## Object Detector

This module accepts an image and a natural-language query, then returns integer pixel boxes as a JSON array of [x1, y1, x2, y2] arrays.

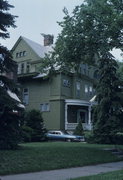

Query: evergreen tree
[[93, 53, 123, 144], [0, 0, 20, 149], [24, 110, 47, 142], [74, 120, 84, 136]]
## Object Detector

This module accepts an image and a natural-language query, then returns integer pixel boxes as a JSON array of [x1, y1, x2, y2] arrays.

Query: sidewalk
[[1, 161, 123, 180]]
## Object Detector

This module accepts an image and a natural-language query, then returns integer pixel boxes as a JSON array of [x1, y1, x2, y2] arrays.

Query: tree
[[40, 0, 123, 144], [0, 0, 20, 149], [41, 0, 123, 72], [117, 61, 123, 81], [92, 53, 123, 144], [23, 110, 47, 142], [74, 120, 84, 136]]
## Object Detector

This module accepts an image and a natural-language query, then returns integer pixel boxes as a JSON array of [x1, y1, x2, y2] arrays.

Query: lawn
[[70, 170, 123, 180], [0, 142, 123, 175]]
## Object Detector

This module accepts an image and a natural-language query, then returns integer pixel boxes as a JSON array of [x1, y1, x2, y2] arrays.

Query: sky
[[1, 0, 122, 61], [1, 0, 82, 49]]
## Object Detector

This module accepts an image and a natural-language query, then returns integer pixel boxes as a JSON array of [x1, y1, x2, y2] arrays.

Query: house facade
[[11, 36, 96, 131]]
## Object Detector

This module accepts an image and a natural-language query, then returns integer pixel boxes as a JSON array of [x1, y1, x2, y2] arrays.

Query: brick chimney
[[41, 34, 54, 46]]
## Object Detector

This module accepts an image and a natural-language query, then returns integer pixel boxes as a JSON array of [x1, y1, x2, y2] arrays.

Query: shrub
[[114, 132, 123, 145], [23, 109, 47, 142], [84, 131, 94, 143], [74, 120, 84, 136], [0, 112, 21, 150], [21, 126, 33, 142]]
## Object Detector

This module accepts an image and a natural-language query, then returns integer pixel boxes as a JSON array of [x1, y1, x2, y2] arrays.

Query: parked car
[[45, 130, 85, 142]]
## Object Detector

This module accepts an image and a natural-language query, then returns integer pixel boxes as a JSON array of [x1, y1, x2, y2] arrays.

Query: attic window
[[23, 51, 26, 56], [20, 52, 23, 57], [16, 53, 19, 58], [16, 51, 27, 58]]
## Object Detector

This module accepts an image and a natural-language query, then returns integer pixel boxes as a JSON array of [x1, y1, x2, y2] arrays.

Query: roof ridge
[[21, 36, 52, 58], [21, 36, 44, 48]]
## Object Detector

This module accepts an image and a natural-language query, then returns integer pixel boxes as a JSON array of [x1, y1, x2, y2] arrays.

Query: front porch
[[65, 99, 92, 131]]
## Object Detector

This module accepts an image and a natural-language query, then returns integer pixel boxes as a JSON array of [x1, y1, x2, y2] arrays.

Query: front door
[[77, 109, 87, 123]]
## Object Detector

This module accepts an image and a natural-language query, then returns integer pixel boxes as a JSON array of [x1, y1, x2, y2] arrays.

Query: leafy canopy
[[40, 0, 123, 72]]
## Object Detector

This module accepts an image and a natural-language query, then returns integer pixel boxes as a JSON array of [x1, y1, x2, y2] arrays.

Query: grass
[[70, 170, 123, 180], [0, 142, 123, 175]]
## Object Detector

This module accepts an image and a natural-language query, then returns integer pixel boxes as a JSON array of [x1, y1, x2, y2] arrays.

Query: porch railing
[[66, 123, 92, 131]]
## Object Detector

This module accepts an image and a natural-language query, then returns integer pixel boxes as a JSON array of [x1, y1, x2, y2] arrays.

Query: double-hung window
[[76, 81, 81, 98], [40, 103, 50, 112], [23, 88, 29, 105]]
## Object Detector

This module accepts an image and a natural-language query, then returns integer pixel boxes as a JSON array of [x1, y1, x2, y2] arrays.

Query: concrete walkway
[[1, 161, 123, 180]]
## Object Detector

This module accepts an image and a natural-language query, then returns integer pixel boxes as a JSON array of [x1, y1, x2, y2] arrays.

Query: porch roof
[[65, 99, 91, 106]]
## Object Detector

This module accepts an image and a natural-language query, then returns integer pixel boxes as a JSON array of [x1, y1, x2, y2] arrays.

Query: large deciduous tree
[[41, 0, 123, 143], [0, 0, 21, 149], [42, 0, 123, 71]]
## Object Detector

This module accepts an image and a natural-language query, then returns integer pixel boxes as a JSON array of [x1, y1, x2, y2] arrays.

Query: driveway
[[1, 161, 123, 180]]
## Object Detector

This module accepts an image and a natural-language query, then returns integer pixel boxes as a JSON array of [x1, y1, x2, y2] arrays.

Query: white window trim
[[23, 88, 29, 105], [40, 103, 50, 112]]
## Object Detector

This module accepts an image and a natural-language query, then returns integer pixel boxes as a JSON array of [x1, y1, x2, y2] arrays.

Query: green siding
[[11, 37, 96, 131]]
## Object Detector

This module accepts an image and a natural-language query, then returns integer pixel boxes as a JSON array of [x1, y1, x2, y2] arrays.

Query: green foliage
[[0, 112, 21, 149], [93, 54, 123, 144], [40, 0, 123, 72], [0, 0, 21, 150], [84, 131, 94, 143], [23, 109, 47, 142], [71, 170, 123, 180], [21, 126, 33, 142], [117, 61, 123, 81], [74, 120, 84, 136]]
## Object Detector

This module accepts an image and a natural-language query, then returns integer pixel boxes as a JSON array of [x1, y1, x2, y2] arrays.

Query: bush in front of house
[[0, 112, 21, 150], [84, 131, 94, 143], [22, 109, 47, 142], [74, 120, 84, 136], [21, 125, 33, 142]]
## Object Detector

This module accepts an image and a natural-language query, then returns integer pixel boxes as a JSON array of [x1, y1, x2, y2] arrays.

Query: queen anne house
[[11, 35, 97, 131]]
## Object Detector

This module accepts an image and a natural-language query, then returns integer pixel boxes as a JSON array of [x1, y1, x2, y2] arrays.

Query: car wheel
[[66, 138, 71, 142]]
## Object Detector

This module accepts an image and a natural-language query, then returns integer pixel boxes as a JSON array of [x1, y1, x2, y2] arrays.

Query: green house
[[11, 36, 96, 131]]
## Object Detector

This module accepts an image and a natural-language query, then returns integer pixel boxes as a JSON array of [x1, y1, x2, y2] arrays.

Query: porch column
[[65, 103, 68, 130], [88, 105, 91, 125]]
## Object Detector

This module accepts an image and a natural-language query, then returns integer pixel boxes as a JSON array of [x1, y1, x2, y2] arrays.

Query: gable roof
[[11, 36, 53, 58]]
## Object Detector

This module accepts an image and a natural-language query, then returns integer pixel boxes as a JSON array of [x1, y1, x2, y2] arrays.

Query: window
[[17, 64, 21, 74], [63, 79, 70, 87], [23, 88, 29, 105], [40, 103, 50, 112], [76, 81, 80, 97], [85, 85, 88, 93], [16, 51, 27, 58], [20, 52, 23, 57], [26, 62, 30, 73], [21, 63, 25, 74], [16, 53, 19, 58], [89, 86, 93, 95], [23, 51, 26, 56]]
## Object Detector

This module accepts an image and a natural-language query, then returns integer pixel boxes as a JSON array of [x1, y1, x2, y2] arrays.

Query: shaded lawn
[[70, 170, 123, 180], [0, 142, 123, 175]]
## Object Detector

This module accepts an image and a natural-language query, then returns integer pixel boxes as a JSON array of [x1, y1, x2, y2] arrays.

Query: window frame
[[23, 88, 29, 105], [40, 103, 50, 112]]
